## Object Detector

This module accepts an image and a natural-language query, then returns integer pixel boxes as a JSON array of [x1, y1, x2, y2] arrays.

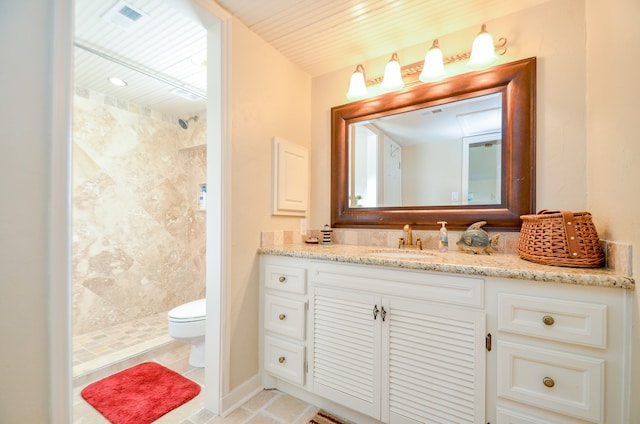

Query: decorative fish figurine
[[456, 221, 500, 254]]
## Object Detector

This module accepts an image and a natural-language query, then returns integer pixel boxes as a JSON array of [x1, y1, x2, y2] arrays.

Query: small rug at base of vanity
[[309, 410, 353, 424]]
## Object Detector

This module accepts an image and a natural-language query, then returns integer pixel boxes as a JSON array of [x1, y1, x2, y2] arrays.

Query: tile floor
[[73, 314, 321, 423]]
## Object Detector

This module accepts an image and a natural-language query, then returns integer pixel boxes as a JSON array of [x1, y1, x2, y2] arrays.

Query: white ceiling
[[367, 92, 502, 146], [74, 0, 551, 117], [75, 0, 208, 118]]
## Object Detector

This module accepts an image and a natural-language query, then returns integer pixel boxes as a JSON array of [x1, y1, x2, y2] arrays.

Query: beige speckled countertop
[[258, 244, 635, 289]]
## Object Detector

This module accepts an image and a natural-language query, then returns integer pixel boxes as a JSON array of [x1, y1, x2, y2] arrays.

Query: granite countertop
[[258, 244, 635, 289]]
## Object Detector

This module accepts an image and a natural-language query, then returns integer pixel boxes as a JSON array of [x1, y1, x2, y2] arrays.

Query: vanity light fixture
[[108, 76, 128, 87], [419, 39, 445, 82], [468, 24, 497, 69], [380, 53, 404, 91], [346, 64, 368, 100], [345, 24, 507, 100]]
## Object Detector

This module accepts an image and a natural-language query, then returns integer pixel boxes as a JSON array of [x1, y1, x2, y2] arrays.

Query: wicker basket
[[518, 210, 605, 268]]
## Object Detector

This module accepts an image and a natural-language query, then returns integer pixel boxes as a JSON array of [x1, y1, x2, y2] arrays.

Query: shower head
[[178, 115, 199, 130]]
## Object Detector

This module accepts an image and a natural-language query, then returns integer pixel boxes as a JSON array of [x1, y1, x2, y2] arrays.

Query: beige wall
[[228, 17, 311, 390], [585, 0, 640, 417], [72, 93, 206, 335]]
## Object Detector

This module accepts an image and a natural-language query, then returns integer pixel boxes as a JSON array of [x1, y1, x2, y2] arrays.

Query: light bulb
[[468, 24, 497, 69], [419, 40, 445, 82], [346, 64, 367, 100], [380, 53, 404, 91]]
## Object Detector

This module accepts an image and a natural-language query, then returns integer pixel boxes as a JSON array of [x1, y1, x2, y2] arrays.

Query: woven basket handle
[[538, 210, 581, 257], [561, 211, 580, 257]]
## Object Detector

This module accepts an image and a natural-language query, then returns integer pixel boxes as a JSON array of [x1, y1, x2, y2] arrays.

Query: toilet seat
[[168, 298, 206, 323]]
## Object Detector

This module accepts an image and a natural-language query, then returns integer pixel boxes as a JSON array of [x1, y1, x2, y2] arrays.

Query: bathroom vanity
[[258, 245, 634, 424]]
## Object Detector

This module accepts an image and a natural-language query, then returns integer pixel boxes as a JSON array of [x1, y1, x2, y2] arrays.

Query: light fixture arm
[[495, 37, 507, 55]]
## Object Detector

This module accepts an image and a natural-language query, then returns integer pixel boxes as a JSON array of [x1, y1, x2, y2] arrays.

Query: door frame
[[49, 0, 232, 420]]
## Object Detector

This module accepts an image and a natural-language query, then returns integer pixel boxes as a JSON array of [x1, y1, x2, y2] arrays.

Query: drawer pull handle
[[373, 305, 379, 320], [543, 377, 555, 388], [542, 315, 555, 326], [278, 276, 286, 283], [278, 356, 286, 364], [278, 313, 286, 321]]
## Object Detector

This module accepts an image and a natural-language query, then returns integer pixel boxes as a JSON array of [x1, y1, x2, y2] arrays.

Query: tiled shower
[[72, 89, 207, 377]]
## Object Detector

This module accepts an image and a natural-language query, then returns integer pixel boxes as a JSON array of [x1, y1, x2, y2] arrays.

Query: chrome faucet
[[399, 224, 422, 250]]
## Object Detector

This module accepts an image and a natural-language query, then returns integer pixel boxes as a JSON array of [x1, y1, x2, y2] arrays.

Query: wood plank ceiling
[[74, 0, 551, 117]]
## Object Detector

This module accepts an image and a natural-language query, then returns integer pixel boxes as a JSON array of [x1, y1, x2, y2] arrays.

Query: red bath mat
[[81, 361, 201, 424]]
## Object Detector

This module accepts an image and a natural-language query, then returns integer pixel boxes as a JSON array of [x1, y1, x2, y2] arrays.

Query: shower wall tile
[[73, 94, 206, 335]]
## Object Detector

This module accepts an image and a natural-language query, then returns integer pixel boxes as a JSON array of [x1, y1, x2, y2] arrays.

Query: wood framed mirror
[[331, 57, 536, 231]]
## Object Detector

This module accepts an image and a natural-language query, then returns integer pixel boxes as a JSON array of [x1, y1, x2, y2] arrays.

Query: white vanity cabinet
[[260, 256, 309, 387], [485, 277, 631, 424], [308, 261, 487, 424], [259, 253, 632, 424]]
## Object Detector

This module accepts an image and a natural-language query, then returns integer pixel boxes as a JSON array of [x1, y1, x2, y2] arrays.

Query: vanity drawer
[[497, 341, 603, 422], [498, 293, 607, 348], [263, 335, 305, 386], [496, 407, 569, 424], [264, 294, 306, 340], [264, 264, 306, 294]]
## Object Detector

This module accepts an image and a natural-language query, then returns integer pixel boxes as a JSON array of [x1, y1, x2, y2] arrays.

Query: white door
[[383, 297, 486, 424], [311, 286, 383, 420]]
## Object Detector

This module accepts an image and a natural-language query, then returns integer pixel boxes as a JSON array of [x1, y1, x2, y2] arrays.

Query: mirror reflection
[[349, 93, 502, 208]]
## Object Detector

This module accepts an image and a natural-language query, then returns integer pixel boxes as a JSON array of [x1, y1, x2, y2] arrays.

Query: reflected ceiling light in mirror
[[380, 53, 404, 91], [419, 39, 445, 82], [346, 64, 368, 100], [468, 24, 497, 69]]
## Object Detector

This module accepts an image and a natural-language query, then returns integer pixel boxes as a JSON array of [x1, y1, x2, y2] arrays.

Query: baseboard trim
[[220, 373, 263, 416]]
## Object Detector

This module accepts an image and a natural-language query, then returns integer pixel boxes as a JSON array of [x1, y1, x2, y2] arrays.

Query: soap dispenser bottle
[[437, 221, 448, 252]]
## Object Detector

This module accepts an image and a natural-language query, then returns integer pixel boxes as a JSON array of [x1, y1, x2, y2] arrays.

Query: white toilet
[[168, 298, 206, 367]]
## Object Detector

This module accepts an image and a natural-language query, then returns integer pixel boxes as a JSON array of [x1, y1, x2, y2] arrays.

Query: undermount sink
[[367, 250, 436, 259]]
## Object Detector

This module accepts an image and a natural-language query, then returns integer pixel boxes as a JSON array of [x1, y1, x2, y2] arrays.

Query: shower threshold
[[72, 311, 179, 387]]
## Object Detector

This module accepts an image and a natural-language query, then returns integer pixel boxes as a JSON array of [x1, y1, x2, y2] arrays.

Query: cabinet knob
[[278, 313, 286, 321], [278, 356, 286, 364], [542, 315, 555, 326], [543, 377, 555, 388], [278, 276, 286, 283], [373, 305, 379, 320]]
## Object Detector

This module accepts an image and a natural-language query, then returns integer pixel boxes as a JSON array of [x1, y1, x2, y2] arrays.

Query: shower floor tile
[[73, 311, 175, 381]]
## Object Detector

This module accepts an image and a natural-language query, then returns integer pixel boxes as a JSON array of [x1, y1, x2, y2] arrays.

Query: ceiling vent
[[170, 87, 204, 101], [102, 1, 150, 31]]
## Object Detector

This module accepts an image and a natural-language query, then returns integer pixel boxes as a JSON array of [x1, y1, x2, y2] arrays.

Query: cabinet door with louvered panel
[[310, 285, 383, 420], [383, 297, 486, 424]]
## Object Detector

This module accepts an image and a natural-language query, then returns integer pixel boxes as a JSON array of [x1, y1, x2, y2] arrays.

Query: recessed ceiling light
[[108, 77, 128, 87], [190, 53, 207, 67]]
